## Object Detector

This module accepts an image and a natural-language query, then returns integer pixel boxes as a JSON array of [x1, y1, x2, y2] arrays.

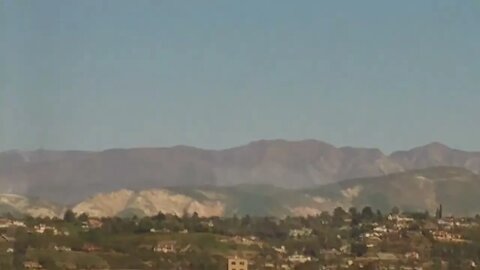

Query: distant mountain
[[1, 167, 480, 218], [390, 142, 480, 173], [1, 140, 479, 204]]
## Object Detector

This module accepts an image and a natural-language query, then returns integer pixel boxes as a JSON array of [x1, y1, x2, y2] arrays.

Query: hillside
[[71, 167, 480, 218], [307, 166, 480, 216], [0, 194, 64, 218], [0, 167, 479, 218], [72, 185, 317, 218], [1, 140, 480, 204]]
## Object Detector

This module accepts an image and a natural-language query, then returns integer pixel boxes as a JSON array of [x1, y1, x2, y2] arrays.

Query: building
[[82, 243, 101, 252], [34, 224, 58, 235], [228, 257, 248, 270], [288, 253, 312, 264], [23, 261, 42, 269], [153, 241, 176, 253], [0, 218, 25, 228], [88, 218, 104, 229], [0, 218, 12, 228], [289, 227, 313, 239]]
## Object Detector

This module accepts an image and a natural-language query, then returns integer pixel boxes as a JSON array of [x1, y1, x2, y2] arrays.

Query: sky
[[1, 1, 479, 153]]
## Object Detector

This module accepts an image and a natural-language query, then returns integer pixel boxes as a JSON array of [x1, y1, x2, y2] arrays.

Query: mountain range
[[2, 167, 480, 218], [1, 140, 480, 205]]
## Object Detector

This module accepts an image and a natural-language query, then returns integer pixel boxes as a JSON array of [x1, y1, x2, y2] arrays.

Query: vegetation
[[1, 205, 480, 269]]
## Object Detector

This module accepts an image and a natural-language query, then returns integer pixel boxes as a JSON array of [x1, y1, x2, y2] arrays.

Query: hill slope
[[71, 167, 480, 217], [72, 185, 317, 218], [307, 167, 480, 216], [0, 194, 64, 218]]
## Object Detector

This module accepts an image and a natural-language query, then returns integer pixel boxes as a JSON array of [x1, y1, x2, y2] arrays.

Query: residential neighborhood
[[0, 206, 480, 269]]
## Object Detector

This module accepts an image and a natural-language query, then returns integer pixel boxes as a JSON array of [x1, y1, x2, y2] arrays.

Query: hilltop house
[[228, 256, 248, 270]]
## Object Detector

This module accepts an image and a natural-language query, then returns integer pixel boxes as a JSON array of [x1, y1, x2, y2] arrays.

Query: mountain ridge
[[1, 140, 480, 204]]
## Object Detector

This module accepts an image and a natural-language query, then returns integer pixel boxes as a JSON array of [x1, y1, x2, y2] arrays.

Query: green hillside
[[307, 167, 480, 215]]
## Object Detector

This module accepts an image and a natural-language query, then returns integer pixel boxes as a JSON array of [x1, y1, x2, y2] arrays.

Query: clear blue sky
[[1, 1, 479, 152]]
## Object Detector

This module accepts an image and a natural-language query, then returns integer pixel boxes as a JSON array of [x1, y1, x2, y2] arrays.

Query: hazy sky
[[1, 1, 479, 152]]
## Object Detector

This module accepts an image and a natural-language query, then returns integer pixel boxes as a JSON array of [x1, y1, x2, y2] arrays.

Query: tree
[[375, 209, 383, 222], [241, 215, 252, 228], [78, 213, 89, 222], [351, 242, 368, 257], [436, 204, 443, 219], [361, 207, 374, 221], [332, 207, 347, 226], [135, 218, 154, 234], [295, 261, 319, 270], [13, 229, 28, 270], [63, 209, 76, 223], [38, 255, 60, 270], [153, 211, 166, 223], [349, 207, 360, 226], [391, 206, 400, 216]]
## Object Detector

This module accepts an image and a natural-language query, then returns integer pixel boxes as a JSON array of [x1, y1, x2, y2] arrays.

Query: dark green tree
[[13, 229, 28, 270], [361, 206, 374, 221], [63, 209, 76, 223], [332, 207, 347, 226], [391, 206, 400, 215], [351, 242, 368, 257], [78, 213, 89, 222]]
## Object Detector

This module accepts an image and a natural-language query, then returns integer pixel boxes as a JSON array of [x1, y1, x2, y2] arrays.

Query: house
[[404, 251, 420, 260], [289, 227, 313, 239], [54, 245, 72, 252], [264, 262, 275, 268], [0, 218, 12, 228], [88, 218, 103, 229], [376, 252, 398, 262], [288, 253, 311, 264], [201, 220, 215, 228], [34, 224, 58, 235], [0, 218, 25, 228], [24, 261, 43, 269], [373, 225, 388, 234], [432, 230, 465, 243], [363, 234, 382, 248], [319, 249, 341, 261], [12, 220, 26, 227], [273, 245, 287, 254], [82, 243, 101, 252], [153, 241, 176, 253], [81, 218, 103, 231], [232, 236, 261, 246], [389, 214, 414, 229], [228, 257, 248, 270]]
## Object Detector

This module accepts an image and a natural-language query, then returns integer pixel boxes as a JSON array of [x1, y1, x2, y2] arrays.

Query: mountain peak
[[422, 142, 451, 151]]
